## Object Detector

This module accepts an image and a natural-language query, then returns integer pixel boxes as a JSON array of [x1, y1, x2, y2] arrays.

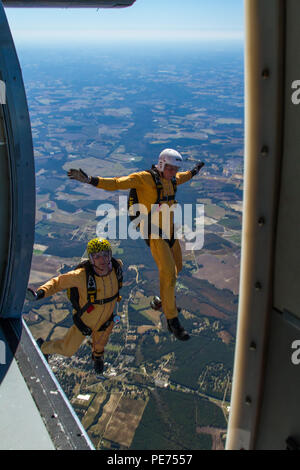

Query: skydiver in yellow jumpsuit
[[67, 149, 204, 341], [26, 238, 122, 374]]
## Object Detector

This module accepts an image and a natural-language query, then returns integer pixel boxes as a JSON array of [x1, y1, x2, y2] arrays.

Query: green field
[[130, 388, 225, 450]]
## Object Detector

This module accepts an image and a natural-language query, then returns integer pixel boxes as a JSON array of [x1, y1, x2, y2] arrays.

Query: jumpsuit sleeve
[[94, 172, 145, 191], [176, 170, 193, 185], [37, 269, 82, 298]]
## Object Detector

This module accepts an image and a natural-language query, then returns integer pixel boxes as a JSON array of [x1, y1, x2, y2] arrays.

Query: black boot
[[167, 317, 190, 341], [36, 337, 49, 363], [93, 354, 104, 375]]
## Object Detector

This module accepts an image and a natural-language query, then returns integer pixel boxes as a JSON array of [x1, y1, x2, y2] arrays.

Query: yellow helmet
[[87, 238, 111, 255]]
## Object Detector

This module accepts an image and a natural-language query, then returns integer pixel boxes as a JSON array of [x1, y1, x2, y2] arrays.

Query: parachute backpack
[[127, 165, 177, 246], [67, 258, 123, 336]]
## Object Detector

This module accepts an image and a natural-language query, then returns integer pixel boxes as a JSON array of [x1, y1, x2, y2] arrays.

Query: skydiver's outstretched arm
[[26, 269, 83, 302], [67, 168, 147, 191], [176, 161, 205, 185]]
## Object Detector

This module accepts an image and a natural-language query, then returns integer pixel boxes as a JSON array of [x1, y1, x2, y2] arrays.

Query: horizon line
[[11, 28, 244, 43]]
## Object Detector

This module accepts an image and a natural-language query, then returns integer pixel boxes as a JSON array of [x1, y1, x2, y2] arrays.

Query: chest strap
[[80, 291, 119, 315]]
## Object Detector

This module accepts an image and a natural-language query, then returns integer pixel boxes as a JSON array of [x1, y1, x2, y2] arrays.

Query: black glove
[[191, 161, 205, 177], [26, 288, 45, 301], [67, 168, 90, 184]]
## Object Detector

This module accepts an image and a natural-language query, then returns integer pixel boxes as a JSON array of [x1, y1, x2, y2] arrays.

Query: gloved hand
[[25, 288, 45, 301], [26, 288, 37, 301], [191, 161, 205, 177], [67, 168, 90, 184]]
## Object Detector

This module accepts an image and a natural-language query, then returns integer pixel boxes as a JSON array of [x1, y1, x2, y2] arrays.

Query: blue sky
[[5, 0, 244, 44]]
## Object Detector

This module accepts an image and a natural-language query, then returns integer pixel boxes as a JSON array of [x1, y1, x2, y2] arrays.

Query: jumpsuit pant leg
[[91, 322, 115, 358], [171, 238, 183, 275], [41, 324, 85, 357], [150, 237, 182, 320], [41, 311, 116, 359]]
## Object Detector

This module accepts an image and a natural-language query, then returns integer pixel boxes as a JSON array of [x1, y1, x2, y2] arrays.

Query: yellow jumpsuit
[[95, 170, 192, 319], [37, 262, 121, 358]]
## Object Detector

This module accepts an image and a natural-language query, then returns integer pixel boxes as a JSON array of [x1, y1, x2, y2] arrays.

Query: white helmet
[[156, 148, 183, 172]]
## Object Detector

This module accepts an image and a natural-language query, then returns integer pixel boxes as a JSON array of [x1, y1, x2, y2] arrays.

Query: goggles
[[164, 164, 179, 172], [90, 250, 111, 261]]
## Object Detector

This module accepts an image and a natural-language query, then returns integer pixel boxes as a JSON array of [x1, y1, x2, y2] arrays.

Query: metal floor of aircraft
[[0, 319, 94, 450], [0, 331, 55, 450]]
